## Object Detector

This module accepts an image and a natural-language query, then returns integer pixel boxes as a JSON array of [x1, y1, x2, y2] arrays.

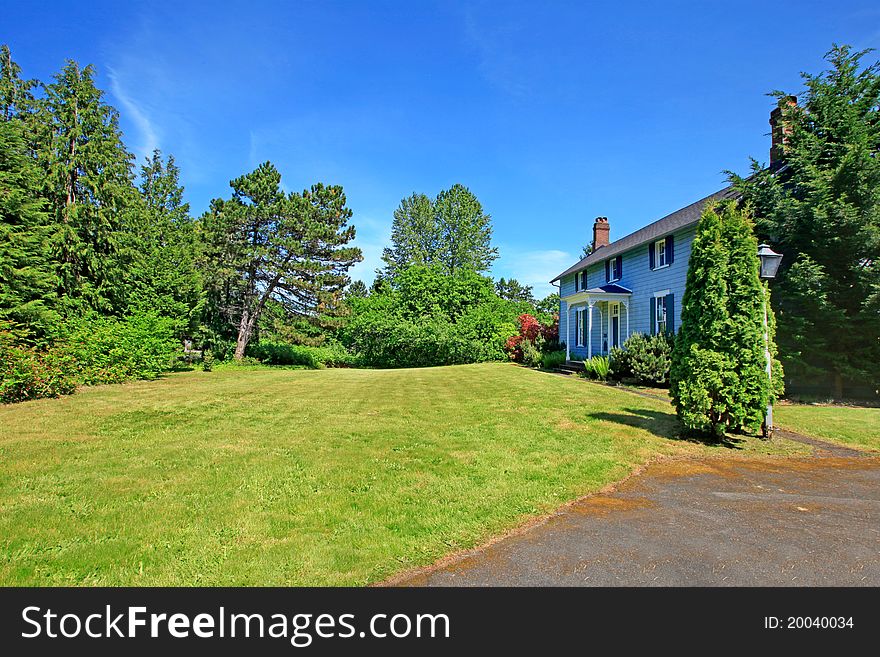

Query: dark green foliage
[[39, 60, 136, 314], [0, 325, 75, 403], [730, 45, 880, 395], [123, 150, 203, 333], [200, 162, 362, 359], [202, 351, 214, 372], [0, 119, 58, 340], [495, 277, 535, 304], [247, 341, 358, 368], [345, 280, 368, 299], [380, 184, 498, 280], [671, 202, 779, 437], [1, 45, 37, 122], [541, 350, 566, 370], [609, 332, 673, 386]]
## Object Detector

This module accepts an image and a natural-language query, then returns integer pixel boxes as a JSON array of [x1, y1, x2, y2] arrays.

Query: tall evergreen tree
[[39, 60, 136, 313], [671, 201, 781, 437], [0, 119, 57, 340], [719, 202, 775, 431], [730, 45, 880, 395], [123, 150, 202, 331], [671, 203, 734, 437], [0, 44, 36, 122], [200, 162, 361, 359]]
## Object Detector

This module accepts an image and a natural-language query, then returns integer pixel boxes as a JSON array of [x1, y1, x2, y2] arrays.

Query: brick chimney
[[769, 95, 797, 168], [592, 217, 610, 251]]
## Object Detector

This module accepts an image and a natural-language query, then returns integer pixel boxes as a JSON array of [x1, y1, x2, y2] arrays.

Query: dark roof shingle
[[550, 186, 738, 283]]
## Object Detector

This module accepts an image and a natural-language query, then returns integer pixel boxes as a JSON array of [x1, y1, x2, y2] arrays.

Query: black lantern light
[[757, 244, 783, 280]]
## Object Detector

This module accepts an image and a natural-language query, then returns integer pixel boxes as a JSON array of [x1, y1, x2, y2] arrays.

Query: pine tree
[[0, 119, 57, 340], [200, 162, 362, 359], [671, 202, 734, 437], [730, 45, 880, 395], [39, 60, 136, 313], [123, 150, 202, 331], [0, 44, 37, 122]]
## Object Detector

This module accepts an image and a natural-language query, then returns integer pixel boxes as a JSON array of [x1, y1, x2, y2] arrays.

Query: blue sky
[[5, 1, 880, 296]]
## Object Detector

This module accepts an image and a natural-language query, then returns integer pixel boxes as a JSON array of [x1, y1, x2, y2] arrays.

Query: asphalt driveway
[[393, 439, 880, 586]]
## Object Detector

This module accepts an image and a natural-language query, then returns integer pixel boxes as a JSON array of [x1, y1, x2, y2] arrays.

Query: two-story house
[[551, 187, 737, 362], [552, 102, 793, 363]]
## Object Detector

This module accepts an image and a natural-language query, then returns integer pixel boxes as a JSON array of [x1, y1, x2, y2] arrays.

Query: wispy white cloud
[[493, 247, 572, 299], [107, 67, 159, 163]]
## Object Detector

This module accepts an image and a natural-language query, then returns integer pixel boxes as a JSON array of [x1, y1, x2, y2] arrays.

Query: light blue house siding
[[558, 225, 695, 360]]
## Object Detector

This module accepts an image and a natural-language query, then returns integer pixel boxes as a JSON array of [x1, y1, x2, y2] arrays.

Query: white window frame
[[576, 309, 584, 347], [654, 240, 668, 270], [609, 258, 621, 282], [654, 290, 669, 335]]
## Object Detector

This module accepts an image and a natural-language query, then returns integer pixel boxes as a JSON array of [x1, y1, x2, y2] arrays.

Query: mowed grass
[[774, 403, 880, 452], [0, 363, 807, 586]]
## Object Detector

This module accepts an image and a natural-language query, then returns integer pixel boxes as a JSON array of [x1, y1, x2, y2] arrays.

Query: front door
[[610, 303, 620, 349]]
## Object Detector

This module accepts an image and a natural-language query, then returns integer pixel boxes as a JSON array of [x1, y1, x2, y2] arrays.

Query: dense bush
[[342, 266, 529, 368], [520, 339, 543, 368], [505, 313, 559, 363], [342, 313, 479, 368], [609, 332, 673, 386], [0, 329, 76, 403], [59, 312, 182, 385], [541, 350, 566, 370], [247, 341, 359, 368]]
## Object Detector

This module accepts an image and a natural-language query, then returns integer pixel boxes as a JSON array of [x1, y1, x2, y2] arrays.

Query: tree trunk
[[833, 371, 844, 400], [234, 309, 251, 360]]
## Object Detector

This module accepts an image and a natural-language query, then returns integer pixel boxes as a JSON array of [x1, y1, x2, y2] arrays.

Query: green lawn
[[774, 403, 880, 452], [619, 384, 880, 452], [0, 363, 808, 586]]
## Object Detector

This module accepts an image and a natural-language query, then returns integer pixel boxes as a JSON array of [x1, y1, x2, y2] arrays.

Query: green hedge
[[60, 312, 182, 385], [247, 341, 359, 368]]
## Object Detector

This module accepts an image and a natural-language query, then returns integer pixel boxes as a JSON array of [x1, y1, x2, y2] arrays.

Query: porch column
[[587, 302, 594, 359]]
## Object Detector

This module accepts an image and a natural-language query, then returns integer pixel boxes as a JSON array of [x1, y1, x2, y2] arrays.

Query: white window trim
[[653, 240, 669, 270], [655, 294, 668, 334], [608, 259, 621, 283], [576, 309, 584, 347]]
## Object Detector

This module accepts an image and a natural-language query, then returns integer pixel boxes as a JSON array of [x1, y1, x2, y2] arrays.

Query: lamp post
[[757, 244, 783, 439]]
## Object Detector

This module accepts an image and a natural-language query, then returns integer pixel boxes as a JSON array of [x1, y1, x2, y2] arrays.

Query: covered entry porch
[[561, 284, 632, 361]]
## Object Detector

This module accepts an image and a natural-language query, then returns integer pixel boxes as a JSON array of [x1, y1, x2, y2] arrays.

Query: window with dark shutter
[[665, 293, 675, 333], [604, 260, 610, 283], [649, 297, 656, 335], [648, 241, 655, 270], [615, 255, 622, 280], [666, 235, 675, 265]]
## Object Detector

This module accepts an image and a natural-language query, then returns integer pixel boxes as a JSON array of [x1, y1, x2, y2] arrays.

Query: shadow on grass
[[587, 407, 751, 450]]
